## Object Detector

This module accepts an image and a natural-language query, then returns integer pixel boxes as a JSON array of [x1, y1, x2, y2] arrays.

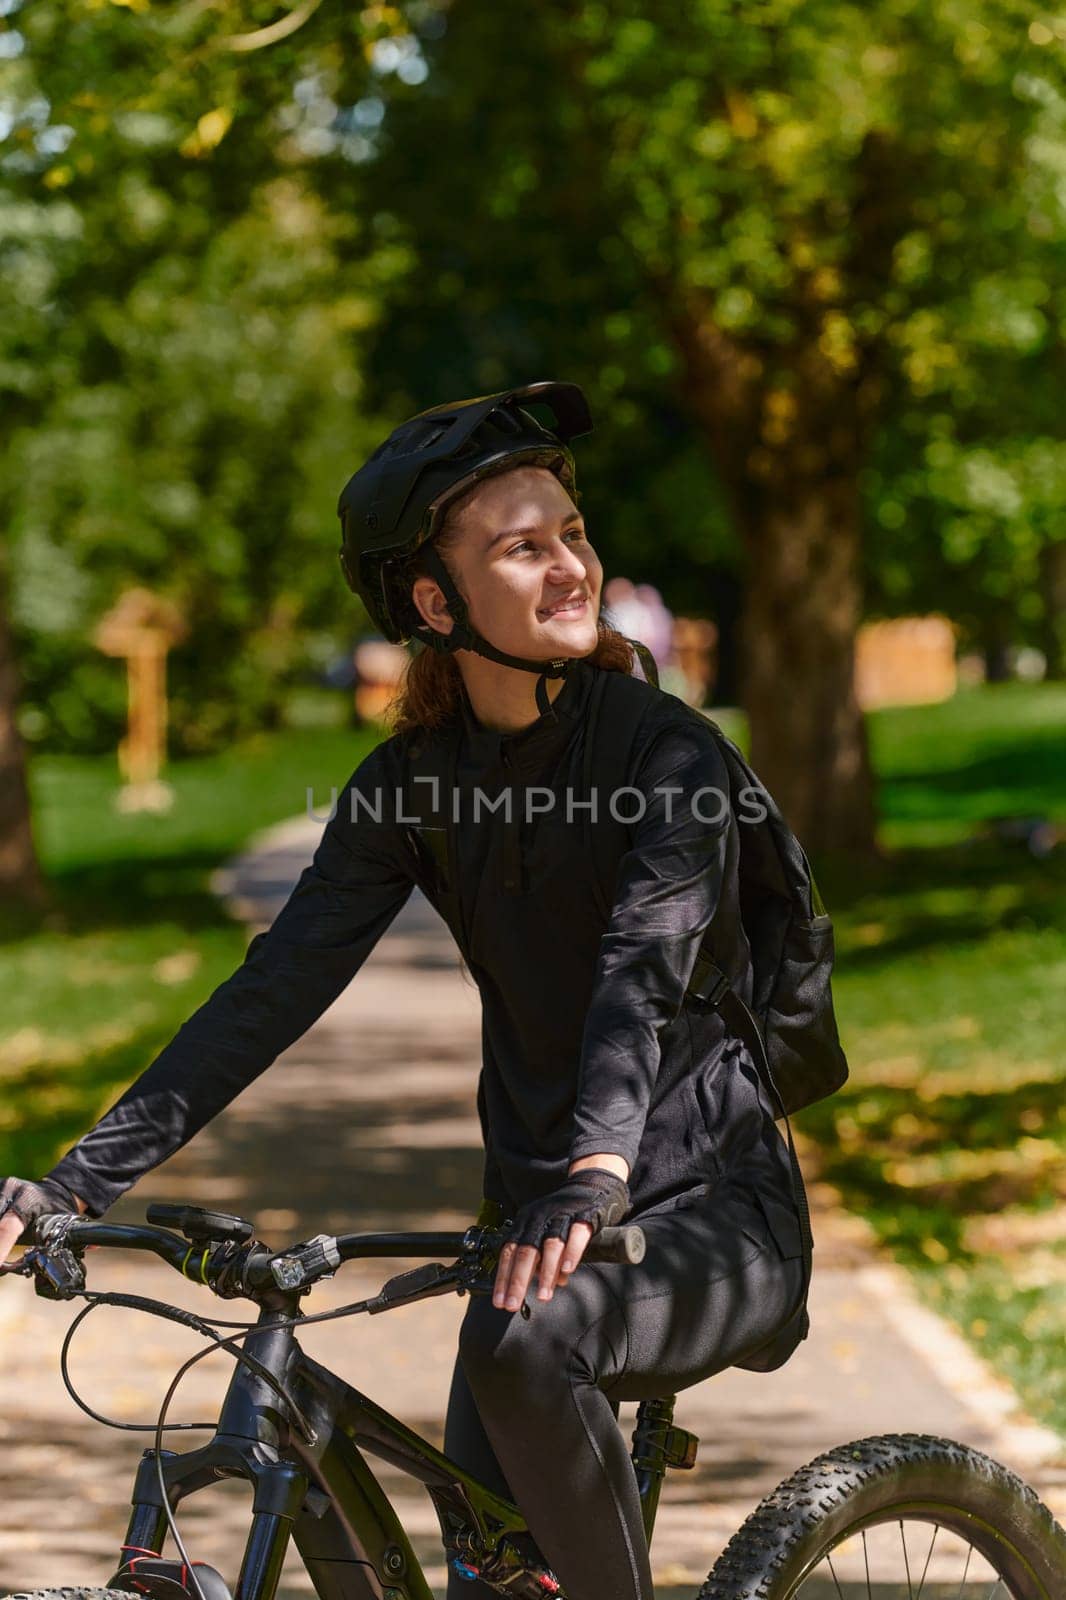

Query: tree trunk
[[706, 566, 741, 706], [0, 577, 47, 918], [738, 477, 878, 855], [982, 617, 1012, 684], [665, 302, 879, 857]]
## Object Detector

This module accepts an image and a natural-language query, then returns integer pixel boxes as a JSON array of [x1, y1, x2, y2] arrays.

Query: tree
[[1, 0, 405, 754], [865, 427, 1066, 676], [343, 0, 1065, 853], [0, 563, 45, 917]]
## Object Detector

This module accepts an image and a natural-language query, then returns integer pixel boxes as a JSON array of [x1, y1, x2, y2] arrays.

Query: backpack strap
[[580, 666, 723, 1015], [628, 637, 660, 688], [402, 729, 474, 966], [580, 665, 661, 921]]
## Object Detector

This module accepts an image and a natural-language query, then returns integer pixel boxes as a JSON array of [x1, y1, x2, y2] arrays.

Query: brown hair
[[386, 468, 634, 736]]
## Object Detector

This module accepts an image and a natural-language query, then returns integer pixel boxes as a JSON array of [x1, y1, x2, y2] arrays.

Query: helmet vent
[[490, 406, 523, 435], [374, 420, 453, 461]]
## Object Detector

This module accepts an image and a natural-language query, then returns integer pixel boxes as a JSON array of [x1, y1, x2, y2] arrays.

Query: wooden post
[[93, 588, 186, 812]]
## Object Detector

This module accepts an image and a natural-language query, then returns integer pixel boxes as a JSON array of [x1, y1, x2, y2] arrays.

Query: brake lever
[[451, 1224, 534, 1320], [365, 1261, 461, 1314], [23, 1243, 87, 1299]]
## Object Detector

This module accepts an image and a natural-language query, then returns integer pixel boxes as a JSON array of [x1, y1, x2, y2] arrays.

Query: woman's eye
[[505, 529, 586, 556]]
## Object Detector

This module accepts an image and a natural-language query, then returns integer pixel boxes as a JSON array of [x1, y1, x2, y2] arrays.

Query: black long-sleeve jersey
[[51, 660, 803, 1259]]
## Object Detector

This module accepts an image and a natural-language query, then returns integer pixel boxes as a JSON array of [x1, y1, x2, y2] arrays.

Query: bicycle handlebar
[[16, 1208, 646, 1305]]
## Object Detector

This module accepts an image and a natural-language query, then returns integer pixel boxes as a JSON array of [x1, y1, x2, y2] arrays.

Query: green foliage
[[5, 0, 1065, 764], [347, 0, 744, 613], [864, 402, 1066, 661], [353, 0, 1066, 642], [0, 0, 406, 751]]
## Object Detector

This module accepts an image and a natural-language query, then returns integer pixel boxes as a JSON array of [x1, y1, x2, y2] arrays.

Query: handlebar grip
[[584, 1224, 645, 1265]]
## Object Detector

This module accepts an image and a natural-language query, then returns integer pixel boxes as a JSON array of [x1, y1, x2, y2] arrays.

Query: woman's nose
[[547, 539, 590, 585]]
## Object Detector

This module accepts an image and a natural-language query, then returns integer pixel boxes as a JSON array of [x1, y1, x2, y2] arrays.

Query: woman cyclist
[[0, 381, 809, 1600]]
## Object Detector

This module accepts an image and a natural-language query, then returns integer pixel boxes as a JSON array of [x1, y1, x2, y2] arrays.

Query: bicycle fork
[[116, 1445, 310, 1600]]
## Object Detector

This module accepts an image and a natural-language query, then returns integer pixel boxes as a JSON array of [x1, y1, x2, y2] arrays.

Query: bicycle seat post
[[629, 1396, 700, 1545]]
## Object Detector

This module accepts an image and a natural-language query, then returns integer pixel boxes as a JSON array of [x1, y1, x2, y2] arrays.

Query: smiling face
[[411, 464, 603, 660]]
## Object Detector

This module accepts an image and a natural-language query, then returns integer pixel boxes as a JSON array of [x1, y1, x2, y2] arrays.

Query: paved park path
[[1, 814, 1063, 1597]]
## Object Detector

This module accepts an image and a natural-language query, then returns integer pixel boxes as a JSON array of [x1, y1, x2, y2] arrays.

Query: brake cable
[[142, 1280, 485, 1600], [59, 1294, 258, 1434], [12, 1230, 500, 1600], [51, 1280, 366, 1600]]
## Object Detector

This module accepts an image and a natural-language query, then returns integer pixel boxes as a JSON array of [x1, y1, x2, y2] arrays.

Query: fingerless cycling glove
[[0, 1176, 81, 1242], [506, 1169, 630, 1252]]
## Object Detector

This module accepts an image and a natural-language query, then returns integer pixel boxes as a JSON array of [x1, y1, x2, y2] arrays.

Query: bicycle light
[[270, 1233, 341, 1290]]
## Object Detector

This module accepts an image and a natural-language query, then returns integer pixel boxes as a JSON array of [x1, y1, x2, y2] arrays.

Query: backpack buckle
[[685, 954, 730, 1011]]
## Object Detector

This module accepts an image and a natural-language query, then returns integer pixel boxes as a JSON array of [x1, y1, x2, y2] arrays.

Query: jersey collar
[[458, 657, 594, 775]]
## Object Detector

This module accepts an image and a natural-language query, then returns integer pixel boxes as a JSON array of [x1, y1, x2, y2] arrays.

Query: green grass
[[0, 724, 379, 1177], [871, 680, 1066, 848], [801, 683, 1066, 1437]]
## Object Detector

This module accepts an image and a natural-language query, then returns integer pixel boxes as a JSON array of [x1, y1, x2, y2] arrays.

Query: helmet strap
[[417, 545, 575, 695]]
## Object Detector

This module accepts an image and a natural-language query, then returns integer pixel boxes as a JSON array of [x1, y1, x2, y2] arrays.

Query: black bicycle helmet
[[337, 381, 594, 685]]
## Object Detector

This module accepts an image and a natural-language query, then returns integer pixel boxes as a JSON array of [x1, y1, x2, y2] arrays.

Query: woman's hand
[[492, 1155, 630, 1311], [0, 1210, 25, 1269], [492, 1224, 595, 1310], [0, 1177, 87, 1269]]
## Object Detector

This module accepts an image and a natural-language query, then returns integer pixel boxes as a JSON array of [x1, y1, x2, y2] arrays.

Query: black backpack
[[580, 661, 850, 1123], [580, 657, 852, 1364]]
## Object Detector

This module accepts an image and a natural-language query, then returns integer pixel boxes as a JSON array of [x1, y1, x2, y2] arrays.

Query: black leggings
[[443, 1184, 807, 1600]]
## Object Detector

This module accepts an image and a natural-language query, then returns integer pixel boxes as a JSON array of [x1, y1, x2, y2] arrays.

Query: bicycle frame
[[115, 1292, 697, 1600]]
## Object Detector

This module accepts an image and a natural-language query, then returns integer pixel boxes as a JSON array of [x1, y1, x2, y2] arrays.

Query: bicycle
[[1, 1203, 1064, 1600]]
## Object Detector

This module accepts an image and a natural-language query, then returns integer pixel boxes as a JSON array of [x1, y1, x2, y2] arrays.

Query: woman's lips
[[538, 597, 589, 620]]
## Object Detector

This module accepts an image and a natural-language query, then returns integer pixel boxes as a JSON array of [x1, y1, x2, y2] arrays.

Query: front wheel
[[700, 1433, 1066, 1599]]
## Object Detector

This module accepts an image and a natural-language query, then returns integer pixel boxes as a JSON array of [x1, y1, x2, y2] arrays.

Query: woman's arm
[[568, 718, 733, 1173], [44, 751, 415, 1217], [492, 723, 732, 1314]]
